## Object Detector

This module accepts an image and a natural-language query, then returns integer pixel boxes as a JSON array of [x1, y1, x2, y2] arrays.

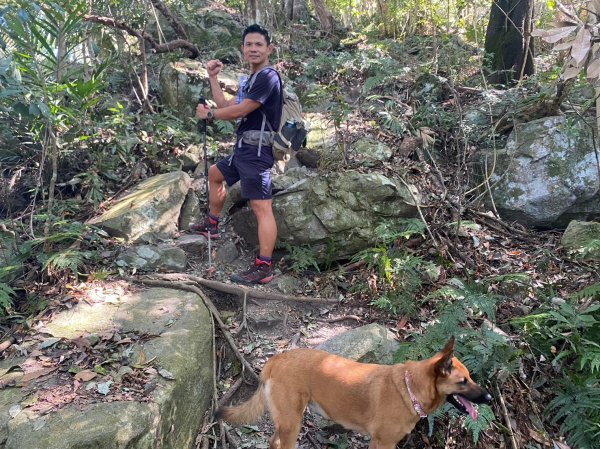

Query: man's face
[[242, 32, 272, 66]]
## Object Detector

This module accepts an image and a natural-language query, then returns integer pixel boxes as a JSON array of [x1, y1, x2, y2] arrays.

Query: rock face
[[352, 137, 393, 166], [561, 220, 600, 261], [316, 323, 400, 364], [159, 59, 239, 121], [0, 287, 213, 449], [229, 170, 418, 260], [486, 116, 600, 228], [87, 172, 191, 243]]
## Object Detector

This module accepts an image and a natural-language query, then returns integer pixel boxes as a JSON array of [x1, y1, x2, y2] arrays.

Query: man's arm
[[197, 98, 261, 121], [208, 75, 236, 108], [205, 59, 236, 108]]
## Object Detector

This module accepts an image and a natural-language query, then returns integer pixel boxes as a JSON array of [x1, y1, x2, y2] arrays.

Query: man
[[194, 24, 282, 285]]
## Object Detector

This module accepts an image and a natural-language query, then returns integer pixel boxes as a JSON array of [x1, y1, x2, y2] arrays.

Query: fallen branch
[[0, 337, 16, 353], [325, 315, 363, 324], [150, 273, 340, 304], [217, 376, 243, 409], [467, 209, 534, 242], [495, 382, 519, 449], [129, 277, 260, 383]]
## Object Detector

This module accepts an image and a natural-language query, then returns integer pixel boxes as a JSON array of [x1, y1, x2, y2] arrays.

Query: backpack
[[243, 67, 308, 161]]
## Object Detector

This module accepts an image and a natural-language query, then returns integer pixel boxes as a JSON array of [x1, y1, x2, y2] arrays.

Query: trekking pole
[[198, 97, 212, 268]]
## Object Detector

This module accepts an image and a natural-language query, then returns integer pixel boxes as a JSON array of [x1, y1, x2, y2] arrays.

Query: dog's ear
[[441, 336, 455, 354], [435, 337, 455, 377]]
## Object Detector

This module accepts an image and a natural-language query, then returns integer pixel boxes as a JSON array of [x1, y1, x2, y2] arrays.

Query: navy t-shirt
[[237, 68, 282, 139]]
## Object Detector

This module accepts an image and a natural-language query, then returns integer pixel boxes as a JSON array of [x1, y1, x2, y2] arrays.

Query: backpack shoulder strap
[[246, 66, 279, 92], [246, 66, 284, 132]]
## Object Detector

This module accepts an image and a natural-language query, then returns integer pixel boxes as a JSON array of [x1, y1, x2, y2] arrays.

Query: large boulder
[[87, 171, 191, 243], [159, 59, 239, 121], [485, 116, 600, 228], [229, 169, 418, 260], [0, 287, 213, 449]]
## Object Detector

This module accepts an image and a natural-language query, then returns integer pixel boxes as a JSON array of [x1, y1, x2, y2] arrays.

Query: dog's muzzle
[[447, 390, 492, 421]]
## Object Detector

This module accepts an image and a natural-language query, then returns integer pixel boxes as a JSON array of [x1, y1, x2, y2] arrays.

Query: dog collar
[[404, 371, 427, 418]]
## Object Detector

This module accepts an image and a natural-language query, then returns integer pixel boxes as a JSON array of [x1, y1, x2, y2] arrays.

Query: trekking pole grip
[[197, 97, 207, 133]]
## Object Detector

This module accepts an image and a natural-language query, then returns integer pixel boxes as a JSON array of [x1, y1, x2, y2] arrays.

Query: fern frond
[[547, 377, 600, 449], [363, 76, 387, 93], [43, 249, 85, 275], [0, 282, 15, 314], [463, 404, 495, 445], [373, 218, 425, 245], [282, 244, 320, 273], [570, 282, 600, 301]]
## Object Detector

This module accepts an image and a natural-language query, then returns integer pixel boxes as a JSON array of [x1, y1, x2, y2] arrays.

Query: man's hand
[[206, 59, 223, 77], [196, 103, 211, 120]]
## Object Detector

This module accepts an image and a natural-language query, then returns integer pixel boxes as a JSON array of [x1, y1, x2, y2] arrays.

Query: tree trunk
[[285, 0, 309, 22], [484, 0, 534, 86], [312, 0, 334, 34], [246, 0, 261, 24]]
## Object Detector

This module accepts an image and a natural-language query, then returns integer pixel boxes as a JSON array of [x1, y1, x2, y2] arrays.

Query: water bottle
[[284, 120, 296, 128]]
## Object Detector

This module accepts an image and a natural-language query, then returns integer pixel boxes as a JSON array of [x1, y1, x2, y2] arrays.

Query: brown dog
[[216, 337, 491, 449]]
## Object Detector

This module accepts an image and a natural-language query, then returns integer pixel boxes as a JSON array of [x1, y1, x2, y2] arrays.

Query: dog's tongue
[[457, 396, 478, 421]]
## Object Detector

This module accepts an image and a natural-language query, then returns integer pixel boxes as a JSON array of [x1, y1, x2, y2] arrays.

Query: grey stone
[[0, 287, 213, 449], [117, 245, 187, 272], [212, 47, 242, 64], [177, 234, 208, 256], [214, 241, 239, 264], [275, 275, 302, 295], [246, 301, 286, 331], [316, 323, 400, 364], [87, 172, 191, 243], [484, 116, 600, 228], [230, 170, 418, 262], [352, 137, 393, 165], [561, 220, 600, 261], [411, 73, 446, 102]]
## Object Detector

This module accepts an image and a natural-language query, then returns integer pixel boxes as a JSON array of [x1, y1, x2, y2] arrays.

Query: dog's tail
[[215, 381, 267, 424]]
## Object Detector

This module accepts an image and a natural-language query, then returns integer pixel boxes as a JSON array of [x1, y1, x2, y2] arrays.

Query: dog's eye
[[461, 378, 468, 385]]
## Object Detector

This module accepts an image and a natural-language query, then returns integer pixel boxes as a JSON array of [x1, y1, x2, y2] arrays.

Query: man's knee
[[250, 199, 273, 218], [208, 165, 225, 183]]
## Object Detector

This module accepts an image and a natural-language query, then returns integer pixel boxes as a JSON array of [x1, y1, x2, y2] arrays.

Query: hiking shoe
[[190, 216, 220, 239], [230, 259, 274, 285]]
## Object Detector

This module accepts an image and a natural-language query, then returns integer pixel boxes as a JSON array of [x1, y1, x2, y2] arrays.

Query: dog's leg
[[368, 437, 400, 449], [268, 430, 281, 449], [269, 405, 303, 449], [267, 384, 307, 449]]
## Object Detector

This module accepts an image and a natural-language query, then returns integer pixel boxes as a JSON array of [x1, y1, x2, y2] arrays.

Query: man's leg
[[230, 199, 277, 284], [208, 164, 227, 216], [191, 164, 228, 237], [229, 150, 276, 284], [249, 199, 277, 258]]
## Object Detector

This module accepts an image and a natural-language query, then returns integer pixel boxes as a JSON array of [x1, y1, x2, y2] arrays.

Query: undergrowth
[[512, 286, 600, 449]]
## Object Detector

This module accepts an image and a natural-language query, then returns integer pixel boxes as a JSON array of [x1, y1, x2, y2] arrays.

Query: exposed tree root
[[149, 273, 340, 304]]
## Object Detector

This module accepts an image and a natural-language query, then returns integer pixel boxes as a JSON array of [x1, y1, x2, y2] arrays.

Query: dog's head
[[432, 337, 492, 420]]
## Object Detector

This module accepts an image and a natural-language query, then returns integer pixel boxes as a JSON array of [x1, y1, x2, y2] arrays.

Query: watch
[[206, 109, 215, 122]]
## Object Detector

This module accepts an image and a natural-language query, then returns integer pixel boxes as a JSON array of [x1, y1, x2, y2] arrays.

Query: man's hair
[[242, 24, 271, 45]]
